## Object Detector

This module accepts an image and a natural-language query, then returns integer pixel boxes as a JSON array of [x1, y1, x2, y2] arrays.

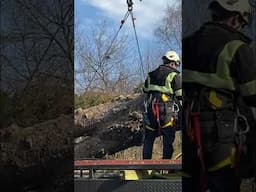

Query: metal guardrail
[[75, 159, 182, 170], [74, 159, 182, 192], [75, 159, 182, 179]]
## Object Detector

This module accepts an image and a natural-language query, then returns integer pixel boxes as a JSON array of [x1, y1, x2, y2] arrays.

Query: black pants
[[143, 127, 176, 159], [182, 166, 240, 192], [182, 127, 240, 192]]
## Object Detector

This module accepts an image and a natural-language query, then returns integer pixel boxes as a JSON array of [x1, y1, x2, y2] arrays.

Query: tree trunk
[[74, 94, 144, 159]]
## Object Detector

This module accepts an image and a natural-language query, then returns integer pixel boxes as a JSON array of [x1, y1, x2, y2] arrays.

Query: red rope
[[191, 112, 207, 192], [153, 101, 162, 136]]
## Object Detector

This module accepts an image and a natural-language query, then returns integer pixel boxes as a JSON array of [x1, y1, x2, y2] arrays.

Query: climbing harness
[[186, 100, 207, 192], [152, 98, 162, 136], [143, 93, 180, 135]]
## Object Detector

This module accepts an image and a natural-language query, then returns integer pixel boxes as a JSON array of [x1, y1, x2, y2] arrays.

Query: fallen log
[[74, 94, 143, 137], [75, 120, 143, 159], [74, 94, 145, 159], [0, 115, 73, 191]]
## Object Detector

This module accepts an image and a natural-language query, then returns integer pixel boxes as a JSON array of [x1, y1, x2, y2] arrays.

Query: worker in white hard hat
[[142, 50, 182, 160], [209, 0, 252, 29], [182, 0, 256, 191]]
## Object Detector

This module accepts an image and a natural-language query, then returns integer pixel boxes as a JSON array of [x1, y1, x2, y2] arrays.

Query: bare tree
[[75, 20, 135, 94], [1, 0, 73, 95], [0, 0, 74, 127], [154, 2, 182, 50]]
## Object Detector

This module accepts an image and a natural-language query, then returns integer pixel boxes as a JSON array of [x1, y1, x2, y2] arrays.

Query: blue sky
[[75, 0, 175, 40], [74, 0, 181, 93], [74, 0, 180, 66]]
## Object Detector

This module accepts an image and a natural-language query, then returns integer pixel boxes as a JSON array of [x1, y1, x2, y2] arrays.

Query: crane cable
[[105, 0, 145, 79], [128, 5, 145, 79], [127, 0, 145, 79], [104, 10, 130, 58]]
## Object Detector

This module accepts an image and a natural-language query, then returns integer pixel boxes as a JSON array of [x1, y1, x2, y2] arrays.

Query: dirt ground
[[106, 131, 182, 160]]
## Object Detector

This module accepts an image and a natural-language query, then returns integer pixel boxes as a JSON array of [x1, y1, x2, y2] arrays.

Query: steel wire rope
[[104, 10, 130, 58], [129, 10, 145, 80]]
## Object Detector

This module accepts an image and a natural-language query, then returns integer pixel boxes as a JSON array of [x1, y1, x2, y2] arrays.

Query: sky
[[75, 0, 176, 40], [74, 0, 181, 93]]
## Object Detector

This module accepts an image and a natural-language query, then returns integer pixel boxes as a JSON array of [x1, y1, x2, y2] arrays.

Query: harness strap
[[190, 112, 207, 192], [152, 99, 162, 136]]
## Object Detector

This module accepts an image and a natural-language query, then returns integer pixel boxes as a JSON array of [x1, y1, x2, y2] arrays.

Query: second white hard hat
[[163, 51, 180, 65], [209, 0, 252, 24]]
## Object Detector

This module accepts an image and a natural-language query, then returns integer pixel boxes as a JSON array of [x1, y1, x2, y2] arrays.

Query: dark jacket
[[143, 64, 182, 100], [183, 22, 256, 106]]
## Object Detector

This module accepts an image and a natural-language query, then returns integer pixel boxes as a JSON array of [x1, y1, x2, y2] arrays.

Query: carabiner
[[234, 108, 250, 135]]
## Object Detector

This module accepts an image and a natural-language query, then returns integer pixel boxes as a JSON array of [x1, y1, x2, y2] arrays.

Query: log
[[74, 94, 143, 137], [0, 115, 73, 191], [75, 120, 143, 159], [74, 94, 145, 159]]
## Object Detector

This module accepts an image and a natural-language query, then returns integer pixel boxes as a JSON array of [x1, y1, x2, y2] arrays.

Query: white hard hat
[[163, 51, 180, 65], [209, 0, 252, 24]]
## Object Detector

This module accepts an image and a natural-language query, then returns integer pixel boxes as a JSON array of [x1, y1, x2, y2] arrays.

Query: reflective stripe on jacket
[[143, 65, 182, 97], [183, 40, 244, 91]]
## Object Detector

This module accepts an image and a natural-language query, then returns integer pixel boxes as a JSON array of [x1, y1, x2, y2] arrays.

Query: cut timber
[[0, 115, 73, 191], [74, 94, 143, 137], [74, 94, 145, 159]]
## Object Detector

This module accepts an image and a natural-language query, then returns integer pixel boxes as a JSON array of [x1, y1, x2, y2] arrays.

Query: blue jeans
[[143, 127, 176, 159]]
